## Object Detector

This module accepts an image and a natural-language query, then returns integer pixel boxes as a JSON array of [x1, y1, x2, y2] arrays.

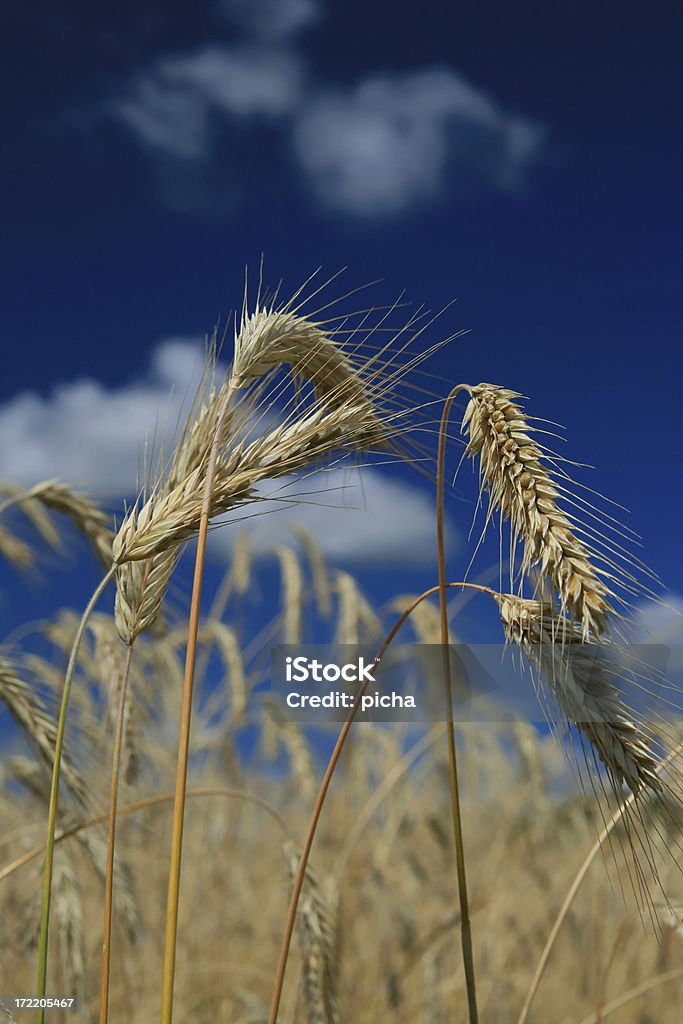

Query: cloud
[[0, 341, 449, 566], [113, 81, 212, 160], [631, 596, 683, 682], [0, 339, 210, 494], [112, 45, 304, 159], [104, 12, 544, 219], [210, 465, 447, 566], [292, 69, 544, 216], [217, 0, 321, 39]]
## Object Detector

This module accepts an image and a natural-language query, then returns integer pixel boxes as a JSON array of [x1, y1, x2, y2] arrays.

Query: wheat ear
[[0, 524, 35, 568], [284, 843, 341, 1024], [113, 401, 385, 565], [275, 545, 303, 645], [462, 383, 612, 636], [0, 654, 89, 811], [233, 303, 381, 420], [52, 853, 85, 1003], [22, 481, 114, 565], [496, 593, 660, 795], [0, 479, 114, 566]]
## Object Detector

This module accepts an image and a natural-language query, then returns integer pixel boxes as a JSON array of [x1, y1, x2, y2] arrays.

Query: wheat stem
[[35, 565, 116, 1024], [437, 385, 479, 1024], [159, 385, 234, 1024], [98, 643, 134, 1024]]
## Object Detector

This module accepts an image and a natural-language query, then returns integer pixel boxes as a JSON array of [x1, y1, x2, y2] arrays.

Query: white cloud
[[210, 465, 449, 565], [159, 46, 303, 118], [217, 0, 320, 39], [0, 339, 210, 493], [106, 17, 544, 219], [631, 596, 683, 681], [633, 595, 683, 642], [112, 45, 304, 159], [0, 341, 450, 566], [292, 69, 544, 216]]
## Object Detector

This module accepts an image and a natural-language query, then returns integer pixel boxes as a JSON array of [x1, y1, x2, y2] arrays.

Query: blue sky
[[1, 0, 681, 648]]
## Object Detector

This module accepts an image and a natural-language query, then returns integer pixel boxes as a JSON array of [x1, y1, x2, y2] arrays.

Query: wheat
[[0, 481, 61, 547], [0, 525, 34, 568], [496, 594, 660, 795], [197, 621, 247, 725], [111, 350, 239, 646], [230, 530, 253, 595], [20, 480, 113, 566], [284, 842, 341, 1024], [166, 378, 236, 491], [291, 523, 332, 617], [8, 755, 143, 944], [335, 571, 381, 646], [264, 700, 316, 802], [0, 654, 89, 811], [113, 402, 385, 566], [462, 384, 613, 636], [275, 545, 303, 645], [391, 594, 451, 644], [233, 304, 381, 422], [114, 550, 179, 645], [53, 852, 85, 1002]]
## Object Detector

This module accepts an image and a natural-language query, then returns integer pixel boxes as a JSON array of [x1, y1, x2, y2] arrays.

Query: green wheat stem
[[436, 384, 479, 1024], [99, 643, 134, 1024], [35, 564, 116, 1024]]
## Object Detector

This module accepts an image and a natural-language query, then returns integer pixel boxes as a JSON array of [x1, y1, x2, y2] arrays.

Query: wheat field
[[1, 281, 681, 1024]]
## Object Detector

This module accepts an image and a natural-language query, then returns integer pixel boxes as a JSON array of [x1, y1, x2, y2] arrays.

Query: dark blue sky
[[1, 0, 681, 624]]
